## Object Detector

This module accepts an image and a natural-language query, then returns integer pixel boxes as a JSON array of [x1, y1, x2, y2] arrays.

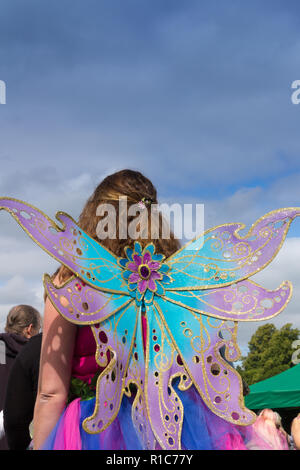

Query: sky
[[0, 0, 300, 354]]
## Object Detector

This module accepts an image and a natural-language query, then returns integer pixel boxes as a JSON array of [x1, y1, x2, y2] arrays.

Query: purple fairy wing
[[83, 302, 139, 434], [43, 276, 138, 433], [166, 208, 300, 290], [0, 198, 127, 293], [154, 296, 256, 426], [44, 274, 131, 325], [162, 279, 292, 322]]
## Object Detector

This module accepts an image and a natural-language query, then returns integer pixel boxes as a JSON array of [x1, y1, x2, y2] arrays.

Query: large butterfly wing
[[43, 275, 138, 433], [0, 197, 127, 294], [162, 279, 292, 322], [154, 296, 256, 426], [82, 302, 139, 434], [44, 274, 131, 325], [143, 303, 193, 450], [166, 208, 300, 290], [124, 309, 157, 449]]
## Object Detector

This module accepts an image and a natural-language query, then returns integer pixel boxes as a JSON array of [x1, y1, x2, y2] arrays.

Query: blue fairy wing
[[165, 208, 300, 290], [154, 296, 256, 426], [142, 302, 192, 450], [0, 197, 127, 294]]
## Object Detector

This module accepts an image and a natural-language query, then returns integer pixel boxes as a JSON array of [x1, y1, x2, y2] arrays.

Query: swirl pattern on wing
[[82, 302, 139, 434], [162, 280, 292, 322], [0, 198, 127, 293], [166, 208, 300, 290], [144, 303, 193, 450], [124, 311, 157, 449], [44, 275, 132, 325], [154, 297, 256, 426]]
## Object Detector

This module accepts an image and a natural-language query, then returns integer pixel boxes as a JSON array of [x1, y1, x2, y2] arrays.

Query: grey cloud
[[1, 1, 300, 194], [1, 0, 300, 348]]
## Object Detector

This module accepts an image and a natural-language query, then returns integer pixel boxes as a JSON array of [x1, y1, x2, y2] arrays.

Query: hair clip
[[138, 197, 152, 210]]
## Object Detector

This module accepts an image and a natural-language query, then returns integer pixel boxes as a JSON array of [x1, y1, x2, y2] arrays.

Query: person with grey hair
[[0, 304, 41, 450]]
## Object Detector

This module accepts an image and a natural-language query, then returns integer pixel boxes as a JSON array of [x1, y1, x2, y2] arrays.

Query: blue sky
[[0, 0, 300, 350]]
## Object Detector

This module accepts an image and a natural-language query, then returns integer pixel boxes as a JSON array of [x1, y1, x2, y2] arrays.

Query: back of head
[[57, 169, 181, 284], [5, 305, 41, 336]]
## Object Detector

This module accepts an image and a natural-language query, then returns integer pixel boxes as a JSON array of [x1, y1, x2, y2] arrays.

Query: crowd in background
[[0, 305, 41, 450]]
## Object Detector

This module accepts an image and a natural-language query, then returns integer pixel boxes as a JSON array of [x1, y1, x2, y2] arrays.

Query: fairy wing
[[146, 209, 299, 431], [0, 197, 127, 294], [166, 208, 300, 290], [153, 296, 255, 427], [44, 274, 132, 325], [143, 302, 192, 449], [33, 206, 300, 436], [82, 301, 140, 435], [162, 279, 293, 322], [2, 199, 299, 450]]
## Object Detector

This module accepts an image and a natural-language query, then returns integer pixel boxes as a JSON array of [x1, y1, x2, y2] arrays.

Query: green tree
[[237, 323, 300, 386]]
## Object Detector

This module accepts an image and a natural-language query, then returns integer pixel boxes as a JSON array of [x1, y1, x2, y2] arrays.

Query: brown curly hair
[[54, 169, 181, 286]]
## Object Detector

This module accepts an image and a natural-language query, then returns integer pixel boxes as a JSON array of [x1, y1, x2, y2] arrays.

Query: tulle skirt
[[41, 383, 289, 451]]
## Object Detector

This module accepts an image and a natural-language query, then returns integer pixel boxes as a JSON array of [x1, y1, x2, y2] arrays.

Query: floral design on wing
[[118, 242, 173, 305]]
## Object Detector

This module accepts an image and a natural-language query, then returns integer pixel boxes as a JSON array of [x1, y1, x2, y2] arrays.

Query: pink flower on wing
[[118, 242, 172, 305]]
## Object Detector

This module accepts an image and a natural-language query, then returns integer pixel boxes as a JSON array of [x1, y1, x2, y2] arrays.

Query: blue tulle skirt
[[41, 381, 288, 450]]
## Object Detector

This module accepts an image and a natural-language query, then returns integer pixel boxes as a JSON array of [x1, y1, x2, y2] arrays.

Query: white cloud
[[0, 276, 44, 333], [0, 235, 58, 278], [237, 237, 300, 352]]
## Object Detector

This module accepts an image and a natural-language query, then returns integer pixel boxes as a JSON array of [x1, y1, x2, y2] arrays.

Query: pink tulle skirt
[[41, 384, 289, 450]]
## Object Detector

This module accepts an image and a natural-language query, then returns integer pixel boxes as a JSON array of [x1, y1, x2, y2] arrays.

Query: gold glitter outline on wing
[[153, 300, 256, 427], [0, 197, 127, 295], [124, 312, 157, 449], [158, 279, 293, 322], [164, 207, 300, 291], [82, 302, 140, 434], [43, 274, 133, 326], [143, 303, 184, 451], [151, 306, 182, 449]]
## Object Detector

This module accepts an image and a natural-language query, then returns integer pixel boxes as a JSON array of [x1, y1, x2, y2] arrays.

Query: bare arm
[[33, 295, 77, 450]]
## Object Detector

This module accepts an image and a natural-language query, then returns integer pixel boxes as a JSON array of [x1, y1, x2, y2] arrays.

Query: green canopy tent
[[245, 364, 300, 410], [244, 364, 300, 432]]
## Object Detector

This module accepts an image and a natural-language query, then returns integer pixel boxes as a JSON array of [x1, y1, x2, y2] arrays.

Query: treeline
[[236, 323, 300, 386]]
